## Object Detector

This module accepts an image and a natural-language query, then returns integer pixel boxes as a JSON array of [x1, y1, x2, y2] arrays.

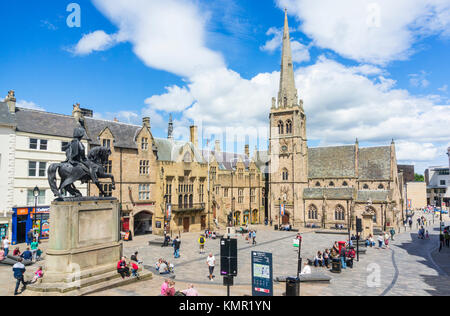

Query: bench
[[275, 274, 332, 283]]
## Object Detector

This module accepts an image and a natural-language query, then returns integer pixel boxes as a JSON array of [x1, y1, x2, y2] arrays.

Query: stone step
[[24, 268, 152, 296]]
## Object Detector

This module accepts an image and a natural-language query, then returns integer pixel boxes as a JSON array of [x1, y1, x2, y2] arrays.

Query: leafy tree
[[414, 173, 424, 182]]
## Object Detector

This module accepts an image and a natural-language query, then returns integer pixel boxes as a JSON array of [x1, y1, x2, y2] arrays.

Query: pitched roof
[[303, 187, 355, 200], [85, 117, 141, 150], [308, 146, 356, 178], [358, 146, 391, 180], [14, 107, 77, 138], [155, 138, 205, 163], [201, 150, 250, 170]]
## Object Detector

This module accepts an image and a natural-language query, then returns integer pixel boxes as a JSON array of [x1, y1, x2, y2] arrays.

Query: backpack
[[199, 237, 205, 244]]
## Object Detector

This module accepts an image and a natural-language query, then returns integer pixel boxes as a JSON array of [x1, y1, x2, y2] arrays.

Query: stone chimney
[[215, 140, 221, 153], [190, 126, 198, 148], [245, 144, 250, 158], [114, 117, 119, 123], [72, 103, 83, 123], [143, 117, 151, 128], [5, 90, 16, 114]]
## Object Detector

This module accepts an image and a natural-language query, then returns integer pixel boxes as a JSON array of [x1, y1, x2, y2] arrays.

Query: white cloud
[[438, 84, 448, 92], [260, 27, 310, 63], [16, 100, 45, 111], [409, 71, 430, 88], [145, 86, 194, 112], [276, 0, 450, 64], [396, 141, 439, 161], [72, 30, 126, 55], [85, 0, 224, 77]]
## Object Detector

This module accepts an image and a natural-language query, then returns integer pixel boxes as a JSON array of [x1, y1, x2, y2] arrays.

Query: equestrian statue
[[48, 117, 115, 200]]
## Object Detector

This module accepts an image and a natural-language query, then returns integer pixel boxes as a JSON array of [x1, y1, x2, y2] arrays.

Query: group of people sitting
[[160, 279, 199, 296], [0, 243, 43, 264], [116, 252, 142, 279], [155, 258, 175, 275], [305, 241, 356, 272]]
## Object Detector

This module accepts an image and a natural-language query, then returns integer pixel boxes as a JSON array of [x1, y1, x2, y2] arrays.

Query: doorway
[[134, 211, 153, 236], [183, 217, 190, 233], [16, 215, 27, 244]]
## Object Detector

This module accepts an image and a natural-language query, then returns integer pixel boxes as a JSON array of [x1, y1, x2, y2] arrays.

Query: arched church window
[[378, 184, 384, 190], [282, 168, 289, 181], [278, 121, 284, 135], [335, 205, 345, 221], [308, 205, 318, 220], [329, 181, 335, 187], [284, 97, 288, 107], [315, 182, 321, 187], [363, 184, 369, 190], [286, 120, 292, 134], [343, 181, 348, 187]]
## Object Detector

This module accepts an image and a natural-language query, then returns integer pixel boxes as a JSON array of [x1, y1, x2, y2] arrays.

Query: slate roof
[[0, 102, 15, 126], [303, 187, 355, 200], [201, 150, 250, 171], [358, 147, 391, 180], [85, 117, 141, 150], [356, 190, 392, 202], [308, 146, 356, 178], [155, 138, 205, 163]]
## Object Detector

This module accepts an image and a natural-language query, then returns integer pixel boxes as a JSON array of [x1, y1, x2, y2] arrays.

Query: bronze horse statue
[[48, 146, 115, 200]]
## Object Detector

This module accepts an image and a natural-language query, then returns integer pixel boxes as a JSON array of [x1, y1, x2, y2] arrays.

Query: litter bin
[[285, 277, 300, 296], [331, 259, 341, 273], [274, 225, 279, 231]]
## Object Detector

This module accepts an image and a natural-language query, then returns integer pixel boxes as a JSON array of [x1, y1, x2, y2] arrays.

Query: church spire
[[277, 9, 298, 109]]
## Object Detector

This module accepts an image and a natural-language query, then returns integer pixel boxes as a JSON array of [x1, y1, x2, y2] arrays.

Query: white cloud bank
[[276, 0, 450, 65]]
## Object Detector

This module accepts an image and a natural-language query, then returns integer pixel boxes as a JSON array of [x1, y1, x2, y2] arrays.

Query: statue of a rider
[[63, 117, 90, 174]]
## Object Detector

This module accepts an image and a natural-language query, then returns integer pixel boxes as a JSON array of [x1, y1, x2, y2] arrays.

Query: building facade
[[425, 166, 450, 207], [268, 12, 404, 237]]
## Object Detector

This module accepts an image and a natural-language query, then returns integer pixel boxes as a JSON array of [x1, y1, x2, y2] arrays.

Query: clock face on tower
[[282, 145, 288, 152]]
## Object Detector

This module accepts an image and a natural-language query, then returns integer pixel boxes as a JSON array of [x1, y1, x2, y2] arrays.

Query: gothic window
[[286, 120, 292, 134], [315, 182, 321, 187], [282, 168, 289, 181], [284, 97, 288, 107], [343, 181, 348, 187], [329, 181, 335, 187], [278, 121, 284, 135], [308, 205, 318, 220], [378, 184, 385, 190], [183, 152, 192, 163], [363, 184, 369, 190], [335, 205, 345, 221]]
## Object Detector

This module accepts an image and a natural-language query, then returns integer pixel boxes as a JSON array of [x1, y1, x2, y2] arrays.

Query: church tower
[[269, 10, 308, 227]]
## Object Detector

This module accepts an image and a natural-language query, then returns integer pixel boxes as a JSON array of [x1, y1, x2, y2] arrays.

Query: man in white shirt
[[300, 262, 311, 275], [206, 253, 215, 281], [2, 237, 10, 257]]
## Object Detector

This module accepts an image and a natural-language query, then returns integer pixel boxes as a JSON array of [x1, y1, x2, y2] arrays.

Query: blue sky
[[1, 0, 449, 173]]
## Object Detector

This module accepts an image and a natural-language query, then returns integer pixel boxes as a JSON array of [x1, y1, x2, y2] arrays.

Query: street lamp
[[33, 186, 40, 242], [278, 198, 281, 230]]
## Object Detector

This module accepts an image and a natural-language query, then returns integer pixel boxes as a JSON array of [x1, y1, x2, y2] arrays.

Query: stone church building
[[268, 11, 404, 237]]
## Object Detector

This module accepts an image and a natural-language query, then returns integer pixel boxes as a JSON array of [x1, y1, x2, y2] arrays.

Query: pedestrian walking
[[206, 253, 215, 281], [30, 238, 39, 262], [27, 229, 33, 246], [389, 228, 396, 241], [173, 236, 181, 258], [252, 230, 257, 246], [377, 235, 384, 248], [12, 258, 27, 295], [2, 236, 10, 257], [439, 234, 445, 252], [445, 230, 450, 248], [198, 235, 206, 254]]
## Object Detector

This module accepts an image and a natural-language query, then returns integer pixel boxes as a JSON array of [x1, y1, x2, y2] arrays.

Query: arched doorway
[[252, 209, 258, 224], [234, 211, 241, 226], [243, 211, 250, 225], [134, 211, 153, 236], [282, 211, 290, 225]]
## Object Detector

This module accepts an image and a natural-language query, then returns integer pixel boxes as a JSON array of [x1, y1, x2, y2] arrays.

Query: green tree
[[414, 173, 425, 182]]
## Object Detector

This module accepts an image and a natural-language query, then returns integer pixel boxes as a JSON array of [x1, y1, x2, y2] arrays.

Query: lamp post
[[33, 186, 40, 241], [278, 198, 281, 230]]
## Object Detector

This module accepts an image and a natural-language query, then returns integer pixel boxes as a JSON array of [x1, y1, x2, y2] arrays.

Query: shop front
[[12, 206, 50, 245]]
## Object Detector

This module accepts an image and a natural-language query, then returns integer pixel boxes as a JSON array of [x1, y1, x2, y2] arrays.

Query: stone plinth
[[25, 199, 152, 295]]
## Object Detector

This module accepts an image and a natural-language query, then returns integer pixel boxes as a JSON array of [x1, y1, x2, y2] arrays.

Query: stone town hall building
[[268, 11, 404, 237]]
